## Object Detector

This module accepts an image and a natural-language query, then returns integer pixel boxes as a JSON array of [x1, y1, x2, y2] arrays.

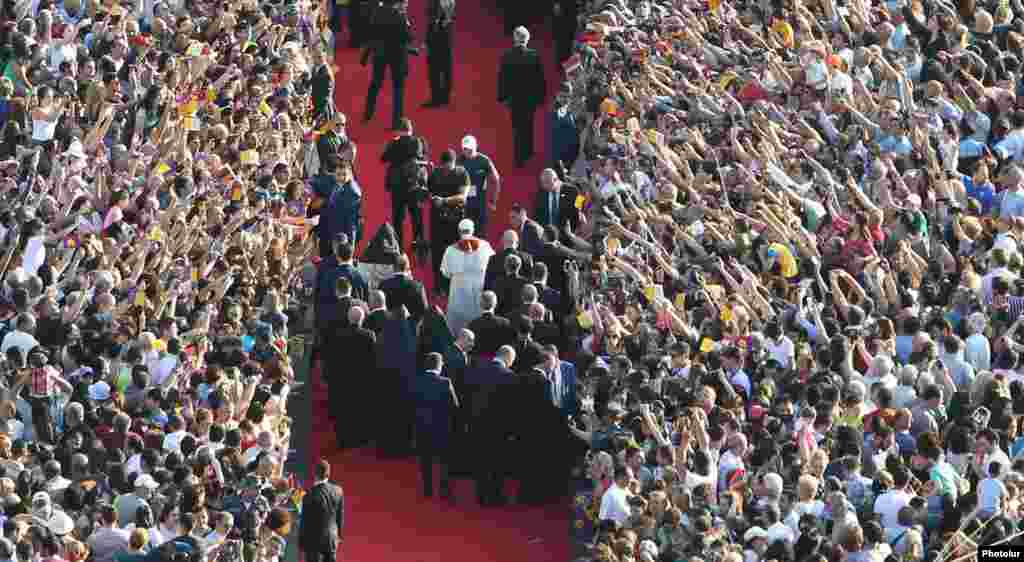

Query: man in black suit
[[300, 460, 345, 562], [378, 253, 429, 325], [443, 328, 474, 475], [525, 302, 561, 349], [509, 204, 544, 256], [497, 27, 547, 168], [423, 0, 455, 107], [326, 306, 377, 449], [363, 290, 389, 336], [512, 363, 564, 505], [466, 291, 514, 357], [530, 262, 563, 321], [380, 119, 429, 248], [495, 254, 529, 317], [511, 318, 544, 373], [362, 0, 417, 130], [463, 345, 516, 506], [484, 230, 533, 292], [534, 168, 579, 232], [413, 353, 459, 500], [552, 0, 579, 65]]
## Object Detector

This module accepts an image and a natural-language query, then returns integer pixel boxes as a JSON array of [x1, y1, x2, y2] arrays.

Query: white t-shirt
[[874, 489, 911, 528], [978, 477, 1007, 514], [162, 430, 189, 452], [598, 483, 631, 524]]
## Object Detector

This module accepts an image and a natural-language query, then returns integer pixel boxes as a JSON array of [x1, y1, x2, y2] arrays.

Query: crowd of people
[[0, 0, 326, 557]]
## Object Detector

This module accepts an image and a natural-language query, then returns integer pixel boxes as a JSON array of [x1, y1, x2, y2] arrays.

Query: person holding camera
[[381, 118, 429, 250]]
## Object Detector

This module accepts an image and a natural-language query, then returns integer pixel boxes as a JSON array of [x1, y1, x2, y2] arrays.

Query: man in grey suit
[[299, 460, 345, 562]]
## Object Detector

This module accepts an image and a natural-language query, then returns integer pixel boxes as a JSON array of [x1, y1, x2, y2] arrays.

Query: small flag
[[191, 267, 200, 282], [240, 150, 259, 165], [231, 183, 243, 201], [643, 286, 656, 302], [709, 0, 721, 13], [700, 337, 714, 353], [259, 98, 273, 117], [720, 307, 733, 322], [675, 292, 686, 309], [574, 194, 585, 209], [154, 162, 170, 176], [207, 87, 216, 103], [186, 42, 203, 56], [577, 311, 594, 329]]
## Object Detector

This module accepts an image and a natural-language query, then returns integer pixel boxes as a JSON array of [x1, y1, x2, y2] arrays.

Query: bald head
[[528, 302, 546, 321], [502, 230, 519, 250], [481, 291, 497, 312], [521, 284, 538, 304], [540, 168, 558, 190], [457, 329, 475, 350]]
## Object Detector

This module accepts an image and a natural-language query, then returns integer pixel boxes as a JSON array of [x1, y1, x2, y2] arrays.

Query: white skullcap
[[458, 219, 475, 233]]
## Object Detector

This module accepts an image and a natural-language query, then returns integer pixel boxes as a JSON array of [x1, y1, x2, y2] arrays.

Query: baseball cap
[[134, 474, 159, 489], [461, 135, 477, 150]]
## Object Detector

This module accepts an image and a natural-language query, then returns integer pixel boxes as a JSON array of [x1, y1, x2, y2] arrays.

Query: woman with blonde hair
[[785, 474, 824, 532]]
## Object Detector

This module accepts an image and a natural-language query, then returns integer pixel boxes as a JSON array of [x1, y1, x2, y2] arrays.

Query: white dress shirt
[[598, 483, 631, 524]]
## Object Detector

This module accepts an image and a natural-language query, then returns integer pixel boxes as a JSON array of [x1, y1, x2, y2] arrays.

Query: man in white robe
[[441, 219, 494, 334]]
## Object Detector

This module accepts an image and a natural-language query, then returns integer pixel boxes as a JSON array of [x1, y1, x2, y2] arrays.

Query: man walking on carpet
[[497, 26, 547, 168], [300, 460, 345, 562], [441, 219, 494, 336]]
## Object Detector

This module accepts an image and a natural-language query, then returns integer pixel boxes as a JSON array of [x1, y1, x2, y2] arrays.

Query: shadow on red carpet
[[306, 1, 572, 561]]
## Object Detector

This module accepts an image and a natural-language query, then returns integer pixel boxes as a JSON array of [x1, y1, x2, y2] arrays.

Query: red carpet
[[308, 2, 572, 562]]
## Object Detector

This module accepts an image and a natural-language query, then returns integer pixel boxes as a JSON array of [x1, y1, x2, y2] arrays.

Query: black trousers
[[391, 192, 424, 248], [426, 28, 453, 103], [27, 396, 53, 444], [509, 104, 538, 166], [348, 0, 370, 47], [303, 549, 337, 562], [473, 432, 505, 505], [365, 56, 407, 128], [417, 440, 451, 497]]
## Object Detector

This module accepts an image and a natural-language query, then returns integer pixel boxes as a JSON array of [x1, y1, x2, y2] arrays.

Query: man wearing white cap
[[457, 134, 500, 236], [441, 219, 495, 334]]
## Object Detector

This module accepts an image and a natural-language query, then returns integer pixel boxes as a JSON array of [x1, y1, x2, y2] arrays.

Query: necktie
[[551, 191, 559, 225], [551, 369, 561, 408]]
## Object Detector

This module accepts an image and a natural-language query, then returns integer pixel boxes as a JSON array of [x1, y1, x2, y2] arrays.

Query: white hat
[[461, 135, 477, 150], [762, 472, 784, 495], [88, 380, 111, 401], [31, 491, 50, 506], [134, 474, 159, 489], [65, 139, 86, 160], [744, 526, 769, 542], [458, 219, 475, 233]]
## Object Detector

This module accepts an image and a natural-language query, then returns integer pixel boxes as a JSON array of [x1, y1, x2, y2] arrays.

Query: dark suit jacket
[[379, 273, 429, 324], [299, 481, 345, 553], [496, 275, 530, 317], [497, 45, 547, 108], [531, 320, 562, 350], [513, 338, 545, 372], [364, 4, 414, 68], [533, 186, 579, 231], [325, 325, 377, 400], [413, 371, 459, 449], [535, 284, 563, 319], [463, 360, 515, 434], [484, 248, 534, 292], [466, 311, 514, 356], [518, 219, 545, 256]]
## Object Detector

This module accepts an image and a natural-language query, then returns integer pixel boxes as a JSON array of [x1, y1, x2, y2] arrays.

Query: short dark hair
[[399, 118, 413, 132], [316, 459, 330, 480], [614, 465, 630, 482], [336, 277, 352, 296]]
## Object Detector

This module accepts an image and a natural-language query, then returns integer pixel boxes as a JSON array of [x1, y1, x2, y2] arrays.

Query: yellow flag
[[231, 184, 243, 201], [577, 311, 594, 329], [644, 286, 656, 302], [259, 98, 273, 117], [574, 194, 586, 209], [134, 291, 146, 307], [154, 162, 170, 176], [207, 87, 216, 103], [191, 267, 200, 282], [700, 337, 714, 353], [240, 150, 259, 165], [709, 0, 721, 13], [675, 292, 686, 309], [606, 237, 621, 253], [720, 307, 733, 322]]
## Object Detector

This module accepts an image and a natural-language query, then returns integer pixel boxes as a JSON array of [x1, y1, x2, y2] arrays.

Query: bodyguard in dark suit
[[423, 0, 455, 107], [534, 168, 579, 232], [512, 318, 544, 373], [378, 253, 429, 325], [552, 0, 579, 65], [318, 160, 364, 258], [362, 0, 416, 130], [466, 291, 514, 357], [484, 231, 534, 292], [512, 365, 564, 505], [497, 27, 547, 168], [495, 254, 529, 317], [531, 263, 563, 320], [443, 329, 474, 474], [413, 353, 459, 499], [326, 306, 377, 449], [510, 204, 545, 256], [347, 0, 374, 48], [299, 460, 345, 562], [381, 119, 429, 248], [364, 290, 390, 336], [464, 346, 517, 506], [376, 306, 419, 458]]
